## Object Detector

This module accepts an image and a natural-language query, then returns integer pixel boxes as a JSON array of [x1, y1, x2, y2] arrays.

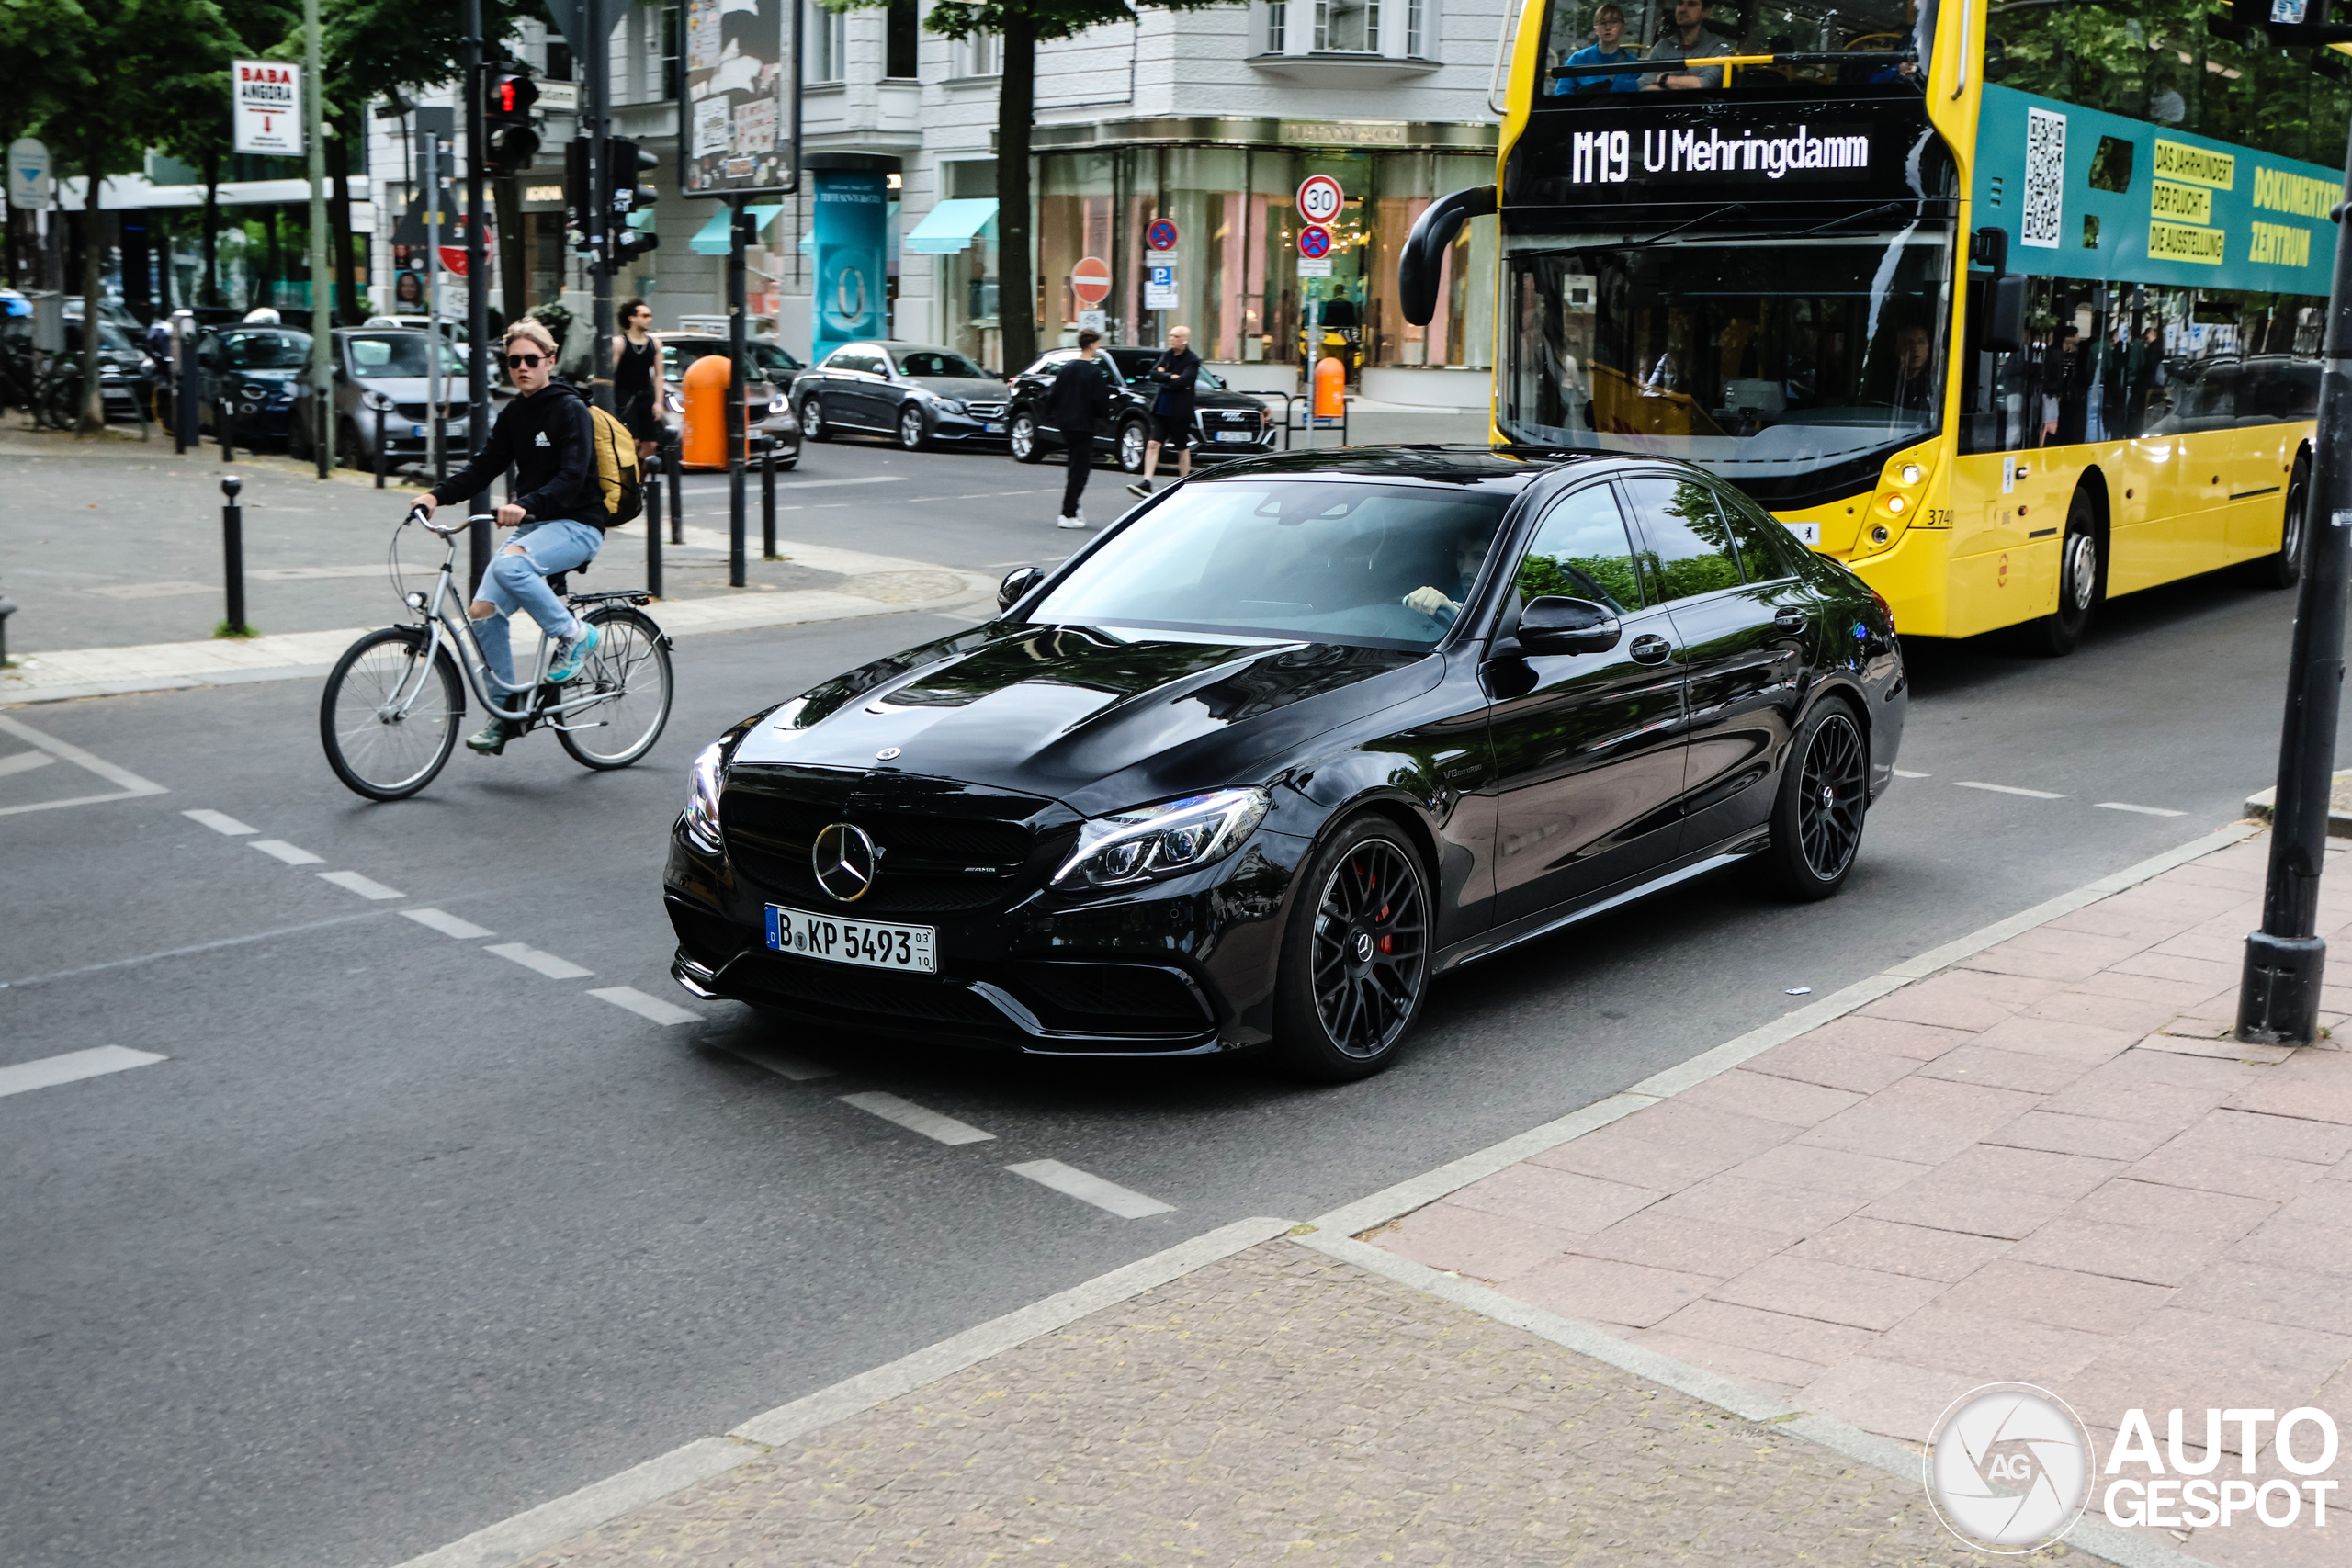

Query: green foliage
[[1516, 552, 1641, 612], [2, 0, 243, 184]]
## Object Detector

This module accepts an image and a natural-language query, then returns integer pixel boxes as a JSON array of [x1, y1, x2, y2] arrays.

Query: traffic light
[[609, 139, 662, 268], [482, 67, 540, 175]]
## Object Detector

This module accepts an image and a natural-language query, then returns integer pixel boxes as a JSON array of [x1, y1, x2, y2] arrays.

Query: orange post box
[[680, 352, 732, 471], [1314, 355, 1345, 421]]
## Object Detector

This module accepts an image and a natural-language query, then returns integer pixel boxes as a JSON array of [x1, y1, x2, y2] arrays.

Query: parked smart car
[[658, 333, 803, 466], [192, 323, 311, 448], [664, 447, 1905, 1079], [791, 341, 1007, 450], [288, 327, 472, 469], [1004, 345, 1275, 472]]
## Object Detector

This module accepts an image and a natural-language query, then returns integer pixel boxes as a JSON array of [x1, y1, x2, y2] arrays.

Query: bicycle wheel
[[320, 627, 465, 800], [557, 606, 673, 770]]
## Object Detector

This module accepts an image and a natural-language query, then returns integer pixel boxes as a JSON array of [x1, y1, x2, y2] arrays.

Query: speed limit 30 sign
[[1296, 175, 1343, 226]]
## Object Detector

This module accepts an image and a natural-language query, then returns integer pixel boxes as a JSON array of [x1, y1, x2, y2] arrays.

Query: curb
[[2244, 769, 2352, 838], [387, 824, 2262, 1568]]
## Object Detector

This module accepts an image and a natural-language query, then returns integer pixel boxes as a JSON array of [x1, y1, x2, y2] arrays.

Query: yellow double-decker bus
[[1404, 1, 2347, 651]]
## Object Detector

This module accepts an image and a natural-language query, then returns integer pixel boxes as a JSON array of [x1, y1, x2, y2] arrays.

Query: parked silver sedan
[[289, 329, 472, 469]]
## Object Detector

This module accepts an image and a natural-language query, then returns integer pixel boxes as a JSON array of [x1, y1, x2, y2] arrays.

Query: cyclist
[[412, 318, 606, 755]]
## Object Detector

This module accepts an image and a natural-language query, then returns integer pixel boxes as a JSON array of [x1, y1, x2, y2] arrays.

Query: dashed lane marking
[[0, 1045, 167, 1100], [714, 1041, 836, 1081], [1005, 1158, 1176, 1218], [250, 840, 323, 865], [0, 750, 57, 778], [1892, 768, 1929, 779], [2098, 802, 2188, 818], [1953, 780, 2066, 799], [183, 808, 256, 835], [485, 942, 594, 980], [0, 712, 168, 817], [318, 870, 405, 900], [402, 908, 495, 939], [589, 987, 703, 1026], [840, 1091, 996, 1146]]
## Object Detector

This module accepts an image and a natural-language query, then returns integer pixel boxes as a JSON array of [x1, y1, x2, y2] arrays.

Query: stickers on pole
[[233, 60, 303, 156]]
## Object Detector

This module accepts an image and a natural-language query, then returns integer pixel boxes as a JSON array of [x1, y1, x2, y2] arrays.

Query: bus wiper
[[1736, 201, 1915, 243], [1621, 204, 1749, 250]]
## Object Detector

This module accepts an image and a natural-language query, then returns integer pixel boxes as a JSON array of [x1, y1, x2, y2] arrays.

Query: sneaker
[[465, 720, 512, 755], [548, 622, 600, 683], [1056, 513, 1088, 530], [1125, 479, 1154, 498]]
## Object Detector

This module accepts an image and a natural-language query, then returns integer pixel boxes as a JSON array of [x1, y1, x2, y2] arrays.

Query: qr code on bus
[[2020, 107, 2066, 249]]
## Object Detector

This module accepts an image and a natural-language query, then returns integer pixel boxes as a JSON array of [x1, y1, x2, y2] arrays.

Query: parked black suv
[[1004, 346, 1275, 473]]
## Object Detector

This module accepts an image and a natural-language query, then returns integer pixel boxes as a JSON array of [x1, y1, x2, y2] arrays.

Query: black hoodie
[[430, 379, 610, 528]]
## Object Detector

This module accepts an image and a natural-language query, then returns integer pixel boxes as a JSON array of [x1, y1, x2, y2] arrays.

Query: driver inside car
[[1402, 530, 1495, 627]]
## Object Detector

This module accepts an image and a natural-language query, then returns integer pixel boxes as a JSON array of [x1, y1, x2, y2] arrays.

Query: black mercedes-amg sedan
[[664, 448, 1905, 1079]]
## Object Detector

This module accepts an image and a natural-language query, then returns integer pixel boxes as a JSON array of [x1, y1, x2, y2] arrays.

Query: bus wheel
[[2253, 453, 2309, 592], [2028, 491, 2101, 657]]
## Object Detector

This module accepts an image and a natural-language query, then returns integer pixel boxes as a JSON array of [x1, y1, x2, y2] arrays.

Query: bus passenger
[[1562, 5, 1643, 95], [1643, 0, 1736, 91]]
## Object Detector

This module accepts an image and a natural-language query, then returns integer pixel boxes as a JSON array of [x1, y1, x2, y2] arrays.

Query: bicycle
[[319, 508, 674, 800]]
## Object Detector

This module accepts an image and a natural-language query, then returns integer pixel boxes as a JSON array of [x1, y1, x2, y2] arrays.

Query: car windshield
[[748, 341, 800, 372], [220, 330, 312, 369], [64, 321, 137, 353], [894, 347, 989, 379], [346, 333, 461, 377], [1025, 479, 1516, 650], [1501, 225, 1953, 479], [1105, 347, 1223, 389]]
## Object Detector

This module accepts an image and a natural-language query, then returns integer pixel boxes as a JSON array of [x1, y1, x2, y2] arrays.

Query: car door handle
[[1629, 633, 1673, 665], [1774, 607, 1808, 632]]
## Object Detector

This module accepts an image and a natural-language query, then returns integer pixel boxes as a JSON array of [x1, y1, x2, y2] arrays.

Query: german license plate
[[1784, 521, 1822, 546], [412, 423, 427, 437], [764, 904, 936, 973], [1214, 430, 1255, 444], [982, 421, 1004, 434]]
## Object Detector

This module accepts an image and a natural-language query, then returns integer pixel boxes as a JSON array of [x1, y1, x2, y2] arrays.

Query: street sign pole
[[463, 0, 492, 589], [423, 124, 446, 483], [729, 196, 749, 590], [587, 0, 614, 414], [304, 0, 332, 477]]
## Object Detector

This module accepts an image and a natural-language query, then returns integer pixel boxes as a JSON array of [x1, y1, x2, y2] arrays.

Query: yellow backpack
[[585, 404, 643, 525]]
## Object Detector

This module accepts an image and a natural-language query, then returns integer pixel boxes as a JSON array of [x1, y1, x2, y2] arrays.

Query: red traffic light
[[494, 75, 539, 116]]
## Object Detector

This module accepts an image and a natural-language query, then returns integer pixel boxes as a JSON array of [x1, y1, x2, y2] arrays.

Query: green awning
[[901, 197, 997, 254], [688, 204, 786, 255]]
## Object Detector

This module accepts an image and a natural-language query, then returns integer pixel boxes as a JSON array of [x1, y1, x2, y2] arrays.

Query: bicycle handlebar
[[408, 508, 501, 538]]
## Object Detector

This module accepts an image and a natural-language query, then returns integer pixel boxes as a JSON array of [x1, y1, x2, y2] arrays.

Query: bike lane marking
[[484, 942, 594, 980], [317, 870, 405, 900], [0, 711, 168, 817], [183, 808, 256, 835], [0, 1045, 167, 1100], [1005, 1158, 1176, 1219], [839, 1091, 996, 1146], [250, 840, 324, 864], [587, 986, 702, 1026], [402, 908, 495, 940]]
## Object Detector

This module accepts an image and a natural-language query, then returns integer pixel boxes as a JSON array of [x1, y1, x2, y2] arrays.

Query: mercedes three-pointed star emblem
[[811, 823, 881, 903]]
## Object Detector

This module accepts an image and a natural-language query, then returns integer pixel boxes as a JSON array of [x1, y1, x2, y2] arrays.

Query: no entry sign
[[1296, 175, 1343, 226], [1070, 255, 1112, 307], [1297, 224, 1332, 259]]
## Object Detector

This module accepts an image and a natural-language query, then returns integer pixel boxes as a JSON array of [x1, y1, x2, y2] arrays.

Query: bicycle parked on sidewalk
[[319, 508, 674, 800]]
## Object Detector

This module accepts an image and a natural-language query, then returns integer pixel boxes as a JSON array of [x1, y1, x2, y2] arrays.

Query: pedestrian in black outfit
[[611, 297, 664, 466], [1129, 323, 1200, 497], [1046, 328, 1114, 529]]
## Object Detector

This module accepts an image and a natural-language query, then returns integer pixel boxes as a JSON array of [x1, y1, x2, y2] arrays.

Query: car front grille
[[964, 400, 1007, 419], [732, 953, 1012, 1028], [393, 403, 468, 423]]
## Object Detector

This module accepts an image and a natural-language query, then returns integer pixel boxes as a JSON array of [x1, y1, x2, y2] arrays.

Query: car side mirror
[[998, 566, 1045, 611], [1516, 595, 1622, 655]]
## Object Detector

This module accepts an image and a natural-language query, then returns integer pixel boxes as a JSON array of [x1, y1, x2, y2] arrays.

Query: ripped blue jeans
[[469, 519, 601, 690]]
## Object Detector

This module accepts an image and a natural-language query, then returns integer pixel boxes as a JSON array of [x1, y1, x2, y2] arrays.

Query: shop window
[[886, 0, 919, 79]]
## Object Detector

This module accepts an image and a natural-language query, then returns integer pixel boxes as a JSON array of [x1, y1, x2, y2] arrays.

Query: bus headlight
[[1899, 463, 1923, 486]]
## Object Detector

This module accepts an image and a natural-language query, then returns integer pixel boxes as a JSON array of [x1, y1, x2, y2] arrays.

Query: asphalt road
[[0, 444, 2335, 1566]]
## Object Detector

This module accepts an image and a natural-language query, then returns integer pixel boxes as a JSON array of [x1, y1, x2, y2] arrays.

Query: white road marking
[[0, 712, 169, 816], [840, 1091, 996, 1145], [1005, 1159, 1176, 1218], [401, 908, 494, 939], [707, 474, 906, 491], [250, 840, 324, 865], [0, 1045, 167, 1100], [1891, 768, 1929, 779], [85, 581, 214, 600], [0, 750, 57, 778], [1953, 780, 2066, 799], [2098, 801, 2188, 818], [318, 870, 405, 900], [714, 1041, 836, 1081], [246, 564, 390, 581], [182, 808, 257, 835], [589, 987, 703, 1025], [485, 942, 594, 979]]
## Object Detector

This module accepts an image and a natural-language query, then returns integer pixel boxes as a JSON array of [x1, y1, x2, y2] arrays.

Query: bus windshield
[[1541, 0, 1930, 99], [1499, 222, 1952, 485]]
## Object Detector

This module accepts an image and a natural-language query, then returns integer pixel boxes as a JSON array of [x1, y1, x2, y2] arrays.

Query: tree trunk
[[262, 204, 279, 312], [78, 149, 107, 434], [201, 152, 221, 307], [329, 110, 358, 324], [996, 11, 1037, 375]]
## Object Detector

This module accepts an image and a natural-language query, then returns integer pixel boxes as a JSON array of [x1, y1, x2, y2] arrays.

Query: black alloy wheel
[[1117, 418, 1150, 474], [801, 396, 831, 441], [1272, 816, 1430, 1080], [1009, 412, 1046, 463], [897, 404, 928, 451], [2028, 490, 2102, 656], [2254, 451, 2309, 591], [1758, 699, 1869, 901]]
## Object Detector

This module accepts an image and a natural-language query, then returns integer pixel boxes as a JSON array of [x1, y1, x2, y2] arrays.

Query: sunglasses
[[505, 353, 545, 369]]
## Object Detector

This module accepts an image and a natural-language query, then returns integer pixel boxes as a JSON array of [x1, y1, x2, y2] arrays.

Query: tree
[[1, 0, 242, 433], [828, 0, 1230, 371], [153, 0, 299, 310]]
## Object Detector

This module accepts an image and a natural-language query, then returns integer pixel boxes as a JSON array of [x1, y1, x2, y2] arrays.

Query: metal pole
[[374, 401, 387, 487], [587, 0, 614, 412], [667, 438, 683, 544], [305, 0, 332, 477], [463, 0, 492, 591], [2238, 116, 2352, 1046], [645, 452, 664, 598], [761, 436, 776, 558], [727, 195, 748, 589], [172, 310, 194, 455], [424, 124, 445, 482], [220, 475, 247, 635]]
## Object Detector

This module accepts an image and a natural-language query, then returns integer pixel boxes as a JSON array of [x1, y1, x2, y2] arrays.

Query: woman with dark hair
[[393, 270, 424, 309], [612, 297, 663, 463]]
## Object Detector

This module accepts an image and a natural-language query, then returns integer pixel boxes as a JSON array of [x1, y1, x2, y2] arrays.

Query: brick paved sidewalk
[[1375, 830, 2352, 1568], [515, 1241, 2046, 1568]]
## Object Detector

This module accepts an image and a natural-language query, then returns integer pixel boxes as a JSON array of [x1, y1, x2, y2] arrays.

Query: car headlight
[[242, 382, 270, 400], [1053, 787, 1270, 890], [682, 740, 726, 852], [665, 389, 684, 413], [767, 390, 787, 414]]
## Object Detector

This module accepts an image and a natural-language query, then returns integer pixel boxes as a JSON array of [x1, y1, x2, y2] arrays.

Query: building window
[[545, 39, 573, 81], [809, 2, 845, 83], [661, 4, 682, 101], [886, 0, 918, 79], [1266, 0, 1286, 52], [1405, 0, 1424, 56], [964, 31, 1000, 76], [1314, 0, 1378, 53]]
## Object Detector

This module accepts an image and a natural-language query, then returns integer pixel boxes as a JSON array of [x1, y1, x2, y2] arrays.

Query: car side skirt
[[1432, 827, 1771, 975]]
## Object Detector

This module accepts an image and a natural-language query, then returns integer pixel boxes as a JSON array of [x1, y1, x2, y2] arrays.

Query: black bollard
[[220, 476, 248, 636], [644, 453, 665, 599], [667, 440, 684, 546], [373, 403, 387, 489], [0, 592, 16, 669], [761, 436, 777, 559]]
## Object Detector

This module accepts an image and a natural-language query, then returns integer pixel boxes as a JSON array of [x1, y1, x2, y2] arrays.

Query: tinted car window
[[1515, 485, 1645, 614], [747, 341, 801, 373], [1622, 474, 1744, 602], [220, 330, 311, 369], [1027, 479, 1515, 649], [347, 333, 459, 377], [895, 348, 989, 379], [1704, 483, 1808, 581]]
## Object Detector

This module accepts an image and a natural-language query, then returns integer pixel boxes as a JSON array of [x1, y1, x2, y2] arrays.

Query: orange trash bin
[[1314, 355, 1345, 422], [680, 352, 732, 471]]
